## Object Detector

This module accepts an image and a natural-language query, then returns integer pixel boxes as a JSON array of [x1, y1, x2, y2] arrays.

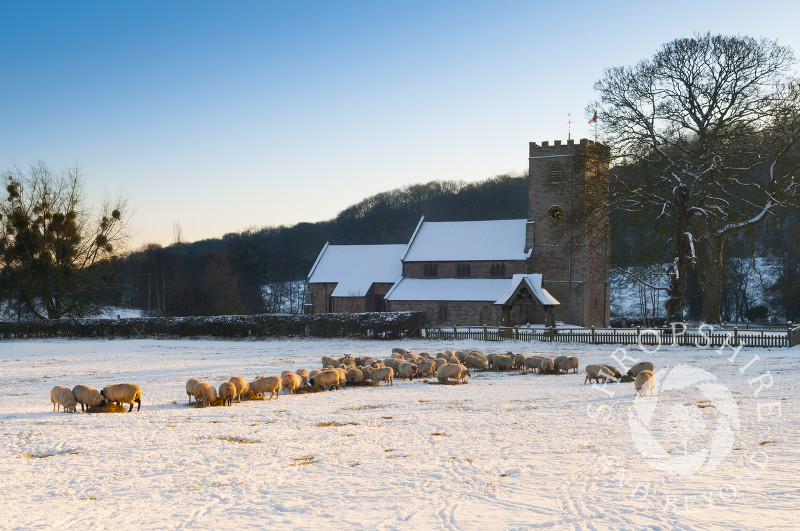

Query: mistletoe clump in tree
[[0, 163, 128, 319], [591, 33, 800, 324]]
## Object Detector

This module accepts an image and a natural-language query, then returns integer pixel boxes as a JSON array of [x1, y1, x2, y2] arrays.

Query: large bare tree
[[591, 33, 800, 323], [0, 163, 129, 319]]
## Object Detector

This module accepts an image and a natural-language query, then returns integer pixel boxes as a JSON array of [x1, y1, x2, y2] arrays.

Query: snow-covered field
[[1, 338, 797, 530]]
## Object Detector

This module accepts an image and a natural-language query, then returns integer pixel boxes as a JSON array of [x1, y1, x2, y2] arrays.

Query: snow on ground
[[1, 337, 798, 530]]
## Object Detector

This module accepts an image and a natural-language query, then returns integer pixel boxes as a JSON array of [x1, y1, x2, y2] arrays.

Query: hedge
[[0, 312, 427, 340]]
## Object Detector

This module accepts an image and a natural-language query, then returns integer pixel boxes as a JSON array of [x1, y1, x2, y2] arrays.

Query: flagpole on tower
[[567, 113, 572, 141], [588, 109, 598, 142]]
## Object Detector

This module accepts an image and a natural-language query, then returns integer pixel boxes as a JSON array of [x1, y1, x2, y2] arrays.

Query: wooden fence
[[423, 325, 800, 348]]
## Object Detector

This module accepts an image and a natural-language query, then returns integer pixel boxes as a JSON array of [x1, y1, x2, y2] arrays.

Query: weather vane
[[567, 113, 572, 141]]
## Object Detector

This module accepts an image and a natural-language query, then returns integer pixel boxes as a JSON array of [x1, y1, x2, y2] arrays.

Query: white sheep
[[309, 369, 341, 390], [50, 385, 77, 413], [539, 357, 555, 373], [584, 365, 616, 384], [229, 376, 249, 403], [346, 367, 365, 384], [436, 363, 462, 383], [600, 364, 622, 379], [397, 362, 417, 380], [250, 376, 281, 399], [627, 361, 655, 377], [281, 371, 303, 394], [634, 370, 656, 397], [100, 383, 142, 412], [72, 384, 108, 412], [185, 378, 202, 404], [296, 368, 310, 387], [369, 367, 394, 386], [524, 356, 543, 373], [193, 382, 217, 407], [218, 381, 237, 406]]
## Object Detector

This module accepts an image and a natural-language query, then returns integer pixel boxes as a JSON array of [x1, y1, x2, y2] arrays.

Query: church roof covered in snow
[[307, 243, 406, 297], [402, 218, 531, 262], [494, 274, 560, 306], [384, 278, 513, 302]]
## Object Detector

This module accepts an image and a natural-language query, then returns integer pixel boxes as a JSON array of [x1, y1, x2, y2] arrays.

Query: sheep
[[321, 356, 339, 368], [436, 352, 449, 359], [486, 353, 498, 369], [369, 367, 394, 386], [250, 376, 281, 399], [397, 362, 417, 381], [72, 384, 107, 412], [494, 354, 514, 372], [433, 358, 447, 370], [296, 368, 310, 387], [218, 381, 237, 406], [229, 376, 249, 403], [458, 365, 471, 383], [414, 359, 435, 377], [193, 382, 217, 407], [464, 355, 485, 370], [50, 385, 77, 413], [600, 364, 622, 379], [553, 355, 568, 373], [539, 357, 555, 373], [346, 367, 365, 384], [339, 357, 356, 368], [281, 371, 303, 394], [513, 354, 527, 371], [584, 365, 616, 384], [418, 352, 431, 358], [331, 367, 349, 388], [524, 356, 543, 373], [391, 347, 408, 356], [185, 378, 202, 404], [469, 351, 487, 364], [360, 365, 374, 380], [383, 357, 403, 371], [309, 369, 341, 391], [455, 350, 469, 363], [436, 363, 463, 383], [627, 361, 655, 377], [100, 383, 142, 412], [565, 356, 579, 373], [634, 370, 656, 397]]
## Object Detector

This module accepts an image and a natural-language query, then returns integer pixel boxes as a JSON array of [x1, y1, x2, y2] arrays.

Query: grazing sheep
[[72, 384, 107, 412], [331, 367, 348, 388], [281, 371, 304, 394], [415, 359, 436, 377], [218, 381, 237, 406], [296, 369, 310, 387], [193, 382, 217, 407], [436, 352, 449, 360], [584, 365, 617, 384], [513, 354, 527, 371], [458, 365, 471, 383], [455, 350, 469, 363], [627, 361, 655, 378], [229, 376, 250, 403], [50, 385, 78, 413], [346, 367, 365, 384], [383, 357, 403, 371], [634, 370, 656, 396], [391, 347, 408, 356], [185, 378, 202, 404], [100, 383, 142, 412], [436, 363, 463, 383], [464, 355, 486, 370], [469, 351, 487, 364], [494, 354, 514, 372], [553, 355, 568, 373], [600, 365, 622, 378], [486, 353, 498, 369], [524, 356, 543, 373], [565, 356, 579, 373], [418, 352, 431, 358], [339, 358, 356, 368], [369, 367, 394, 386], [397, 362, 417, 381], [321, 356, 339, 368], [250, 376, 281, 399], [539, 357, 555, 373], [309, 370, 341, 391], [433, 358, 447, 370]]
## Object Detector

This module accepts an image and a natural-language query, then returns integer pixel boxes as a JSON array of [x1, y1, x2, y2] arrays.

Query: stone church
[[306, 138, 610, 327]]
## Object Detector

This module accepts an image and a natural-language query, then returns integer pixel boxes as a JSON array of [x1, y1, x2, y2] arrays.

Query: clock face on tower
[[548, 205, 563, 222]]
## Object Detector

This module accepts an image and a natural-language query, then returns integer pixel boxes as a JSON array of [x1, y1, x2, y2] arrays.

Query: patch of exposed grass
[[619, 375, 635, 383], [760, 440, 775, 445], [431, 432, 445, 436], [341, 404, 386, 411], [215, 437, 260, 444], [343, 433, 355, 437], [698, 401, 715, 409], [292, 387, 323, 395], [386, 454, 410, 459], [23, 449, 80, 459], [381, 416, 394, 420], [384, 448, 394, 452], [316, 421, 358, 427], [289, 456, 317, 466], [86, 403, 128, 413], [82, 496, 99, 501]]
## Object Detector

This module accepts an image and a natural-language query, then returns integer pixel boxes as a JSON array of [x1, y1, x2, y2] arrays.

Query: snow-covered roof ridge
[[494, 274, 560, 306], [385, 277, 515, 302], [403, 218, 530, 262], [307, 244, 406, 297]]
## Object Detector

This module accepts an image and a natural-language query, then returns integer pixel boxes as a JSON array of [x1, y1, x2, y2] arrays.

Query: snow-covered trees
[[0, 163, 128, 319], [591, 34, 800, 323]]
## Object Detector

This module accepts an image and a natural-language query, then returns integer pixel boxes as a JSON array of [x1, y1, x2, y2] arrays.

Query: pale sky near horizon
[[2, 0, 799, 250]]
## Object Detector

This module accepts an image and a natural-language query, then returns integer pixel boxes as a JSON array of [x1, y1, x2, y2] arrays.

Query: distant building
[[306, 138, 610, 327]]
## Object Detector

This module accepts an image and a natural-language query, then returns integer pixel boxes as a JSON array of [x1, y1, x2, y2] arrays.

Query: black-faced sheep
[[72, 384, 108, 412], [100, 383, 142, 412], [50, 385, 77, 413], [218, 381, 237, 406]]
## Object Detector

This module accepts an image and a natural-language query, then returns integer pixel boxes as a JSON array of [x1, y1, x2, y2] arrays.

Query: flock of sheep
[[47, 348, 657, 413]]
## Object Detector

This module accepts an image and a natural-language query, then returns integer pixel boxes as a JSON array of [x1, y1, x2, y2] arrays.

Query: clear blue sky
[[2, 0, 799, 248]]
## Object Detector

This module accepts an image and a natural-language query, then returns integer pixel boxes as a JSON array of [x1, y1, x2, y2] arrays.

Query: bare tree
[[0, 163, 129, 319], [591, 34, 800, 323]]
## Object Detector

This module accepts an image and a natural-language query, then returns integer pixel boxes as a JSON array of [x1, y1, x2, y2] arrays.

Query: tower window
[[549, 162, 564, 183]]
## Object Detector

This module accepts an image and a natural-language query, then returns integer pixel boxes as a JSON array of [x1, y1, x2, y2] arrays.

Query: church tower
[[525, 138, 610, 327]]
